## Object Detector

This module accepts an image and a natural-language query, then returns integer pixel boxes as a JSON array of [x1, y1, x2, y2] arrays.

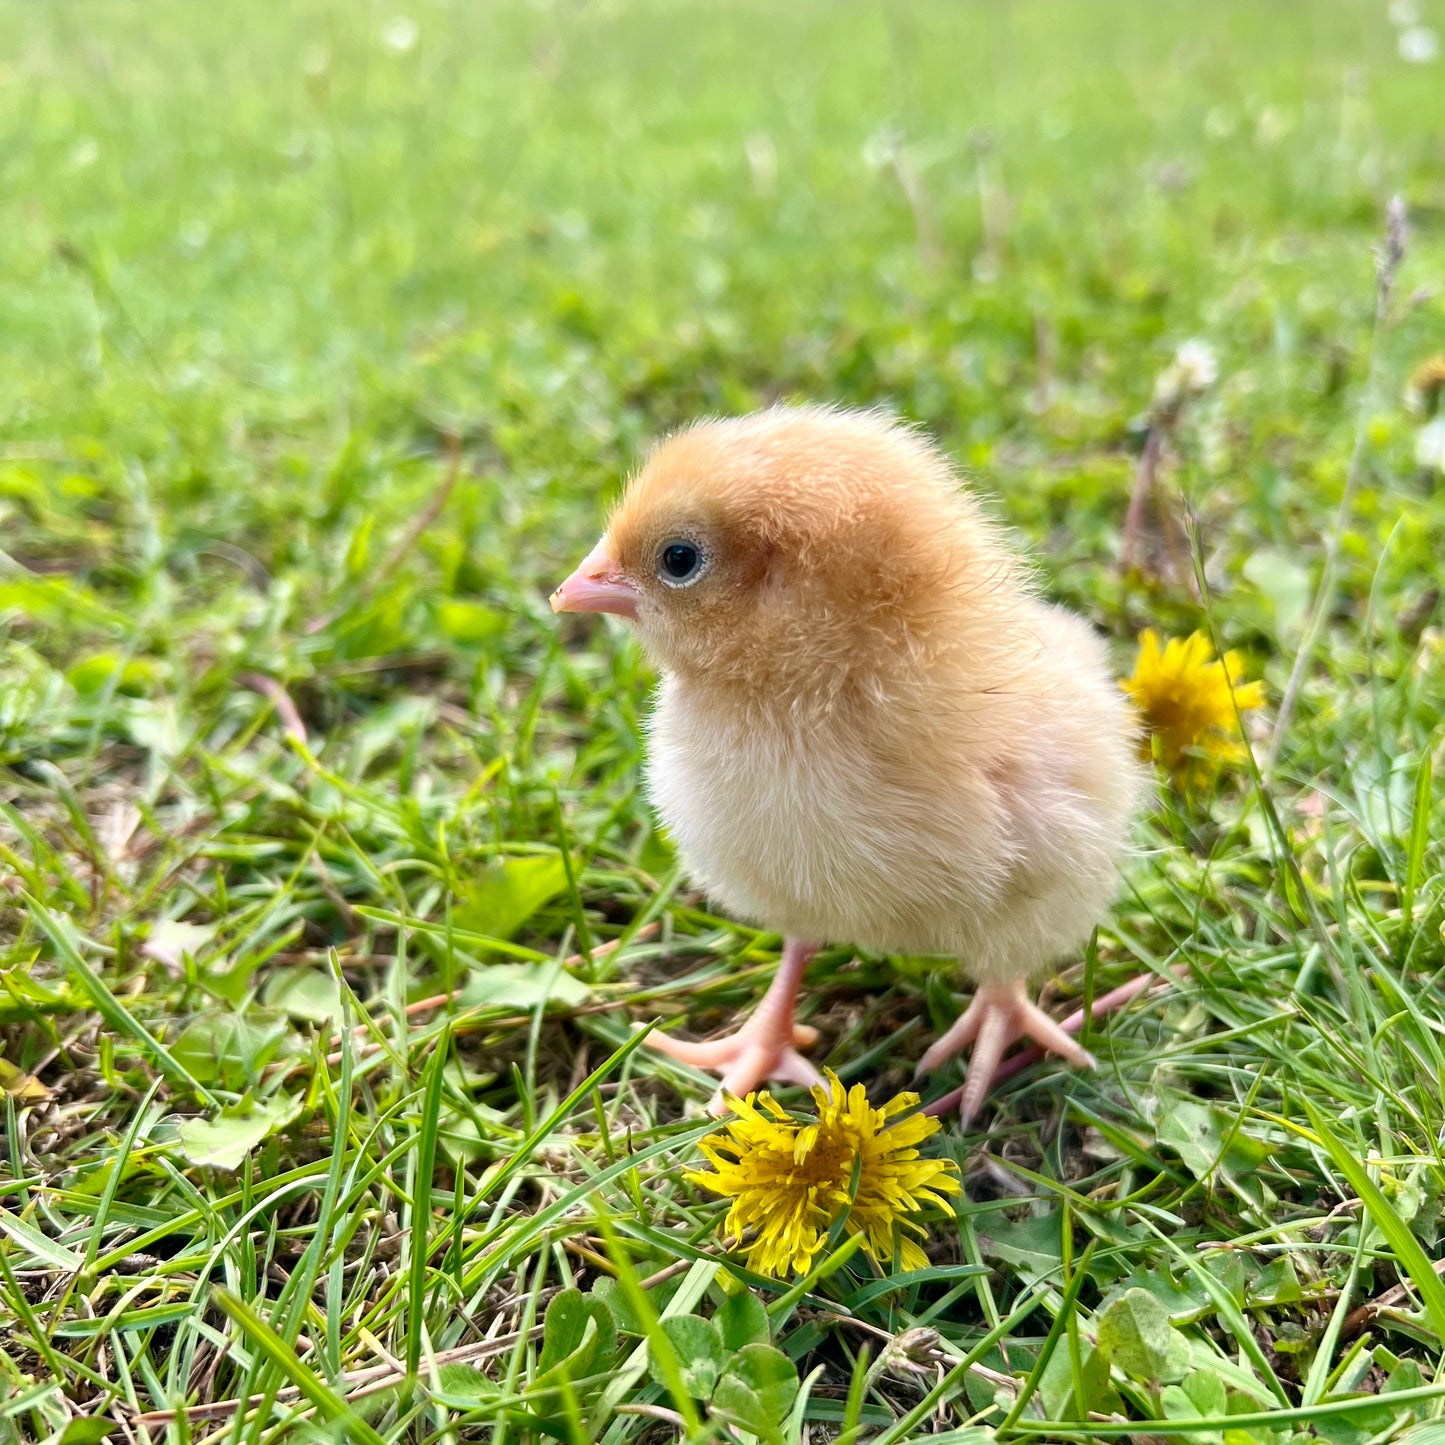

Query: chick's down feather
[[552, 405, 1145, 1120]]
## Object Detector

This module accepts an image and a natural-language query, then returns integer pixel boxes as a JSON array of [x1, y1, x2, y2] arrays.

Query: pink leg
[[920, 967, 1187, 1122], [915, 981, 1095, 1126], [643, 939, 824, 1116]]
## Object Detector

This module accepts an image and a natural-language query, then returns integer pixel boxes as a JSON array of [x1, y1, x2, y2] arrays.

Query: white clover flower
[[1416, 416, 1445, 472], [1174, 339, 1219, 391], [1398, 25, 1439, 61], [383, 16, 419, 52], [1153, 339, 1219, 410]]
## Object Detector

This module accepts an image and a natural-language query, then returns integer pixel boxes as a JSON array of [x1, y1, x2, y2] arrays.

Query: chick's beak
[[550, 540, 640, 621]]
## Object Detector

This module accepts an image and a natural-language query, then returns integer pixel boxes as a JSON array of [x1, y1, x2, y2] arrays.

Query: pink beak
[[550, 540, 640, 621]]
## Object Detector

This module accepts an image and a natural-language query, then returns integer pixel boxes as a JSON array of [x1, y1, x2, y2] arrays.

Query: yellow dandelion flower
[[1121, 629, 1266, 774], [686, 1070, 961, 1278]]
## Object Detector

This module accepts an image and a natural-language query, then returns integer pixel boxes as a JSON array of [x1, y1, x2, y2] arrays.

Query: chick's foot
[[641, 938, 823, 1117], [915, 981, 1097, 1126]]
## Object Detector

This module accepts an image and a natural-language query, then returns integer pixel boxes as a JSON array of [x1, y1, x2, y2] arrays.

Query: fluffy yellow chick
[[552, 406, 1143, 1121]]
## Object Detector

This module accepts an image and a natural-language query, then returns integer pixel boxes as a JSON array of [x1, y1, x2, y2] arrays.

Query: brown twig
[[893, 148, 943, 272], [614, 1404, 689, 1426], [1340, 1252, 1445, 1340], [1031, 311, 1055, 414], [1119, 427, 1165, 577], [237, 672, 308, 745], [972, 130, 1008, 279], [637, 1258, 694, 1292], [326, 989, 463, 1052], [312, 853, 362, 933]]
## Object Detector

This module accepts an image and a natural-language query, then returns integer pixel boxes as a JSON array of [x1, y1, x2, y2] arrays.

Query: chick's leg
[[915, 980, 1097, 1126], [644, 938, 824, 1116]]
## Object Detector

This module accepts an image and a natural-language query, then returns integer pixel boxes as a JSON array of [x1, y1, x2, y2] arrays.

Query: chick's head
[[551, 406, 1015, 690]]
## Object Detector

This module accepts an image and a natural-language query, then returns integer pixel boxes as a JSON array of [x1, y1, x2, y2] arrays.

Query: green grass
[[2, 0, 1444, 1440]]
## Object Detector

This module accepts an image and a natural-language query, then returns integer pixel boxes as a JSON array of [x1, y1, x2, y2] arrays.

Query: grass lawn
[[2, 0, 1444, 1439]]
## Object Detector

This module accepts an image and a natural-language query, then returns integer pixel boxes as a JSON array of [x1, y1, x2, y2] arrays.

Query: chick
[[552, 406, 1144, 1122]]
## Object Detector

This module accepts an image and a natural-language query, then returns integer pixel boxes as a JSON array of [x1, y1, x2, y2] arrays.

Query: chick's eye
[[658, 540, 704, 586]]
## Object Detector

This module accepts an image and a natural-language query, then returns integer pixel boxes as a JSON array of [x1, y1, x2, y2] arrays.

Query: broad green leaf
[[66, 651, 162, 696], [1269, 1321, 1310, 1356], [1249, 1256, 1303, 1306], [538, 1288, 618, 1378], [122, 697, 187, 758], [455, 855, 571, 939], [1162, 1329, 1192, 1382], [0, 1057, 50, 1100], [139, 919, 216, 971], [0, 577, 128, 631], [458, 962, 590, 1010], [262, 968, 343, 1024], [1095, 1288, 1176, 1384], [177, 1095, 301, 1171], [437, 1091, 513, 1166], [716, 1289, 770, 1351], [1204, 1252, 1246, 1307], [1392, 1424, 1445, 1445], [592, 1276, 643, 1335], [436, 599, 506, 645], [1385, 1358, 1424, 1394], [171, 1010, 290, 1090], [1154, 1092, 1273, 1209], [977, 1208, 1064, 1286], [711, 1343, 799, 1444], [0, 1208, 86, 1272], [1161, 1367, 1227, 1443], [651, 1315, 724, 1400], [1180, 1369, 1227, 1416], [431, 1363, 501, 1405], [1242, 549, 1310, 640], [1300, 1099, 1445, 1346], [1110, 1266, 1212, 1321], [58, 1421, 117, 1444], [1037, 1343, 1114, 1420]]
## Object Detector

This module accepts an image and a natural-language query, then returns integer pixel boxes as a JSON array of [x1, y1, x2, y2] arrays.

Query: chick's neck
[[663, 595, 1017, 734]]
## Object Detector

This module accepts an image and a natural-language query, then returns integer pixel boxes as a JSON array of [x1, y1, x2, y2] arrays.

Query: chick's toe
[[642, 938, 823, 1112], [916, 982, 1097, 1126]]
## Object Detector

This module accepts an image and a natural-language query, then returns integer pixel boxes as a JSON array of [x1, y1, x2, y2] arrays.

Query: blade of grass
[[870, 1284, 1051, 1445], [23, 892, 218, 1107], [1135, 1217, 1290, 1407], [1298, 1097, 1445, 1343], [212, 1287, 387, 1445], [1401, 744, 1433, 937], [1008, 1375, 1445, 1435], [999, 1236, 1096, 1430], [406, 1020, 450, 1374], [594, 1211, 702, 1435]]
